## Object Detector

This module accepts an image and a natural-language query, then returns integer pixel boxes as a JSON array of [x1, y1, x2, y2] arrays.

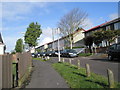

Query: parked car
[[61, 49, 78, 57], [107, 43, 120, 60], [45, 51, 55, 57], [31, 53, 37, 58], [38, 52, 46, 57]]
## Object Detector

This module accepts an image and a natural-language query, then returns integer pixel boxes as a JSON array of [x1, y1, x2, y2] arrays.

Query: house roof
[[0, 33, 3, 44], [84, 17, 120, 33], [37, 28, 85, 48]]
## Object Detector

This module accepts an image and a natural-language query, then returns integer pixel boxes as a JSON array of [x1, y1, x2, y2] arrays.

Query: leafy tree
[[103, 30, 116, 46], [24, 22, 42, 48], [84, 36, 93, 53], [92, 30, 104, 46], [58, 8, 88, 49], [15, 39, 23, 53]]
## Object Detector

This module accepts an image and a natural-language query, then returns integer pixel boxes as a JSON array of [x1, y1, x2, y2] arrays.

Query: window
[[109, 45, 116, 50], [114, 22, 120, 30], [117, 44, 120, 50], [106, 25, 111, 30]]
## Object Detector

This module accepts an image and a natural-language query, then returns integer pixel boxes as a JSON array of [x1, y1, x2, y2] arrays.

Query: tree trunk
[[70, 41, 73, 49], [70, 36, 73, 49], [89, 45, 92, 53]]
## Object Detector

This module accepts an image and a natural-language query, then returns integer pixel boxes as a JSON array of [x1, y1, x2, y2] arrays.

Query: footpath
[[25, 60, 69, 88]]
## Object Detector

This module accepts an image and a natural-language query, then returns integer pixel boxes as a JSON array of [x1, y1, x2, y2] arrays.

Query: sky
[[0, 1, 119, 52]]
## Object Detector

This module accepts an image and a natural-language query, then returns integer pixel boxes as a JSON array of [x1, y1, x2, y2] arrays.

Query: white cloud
[[38, 27, 53, 46], [109, 13, 118, 20], [4, 36, 20, 52], [38, 36, 52, 46], [2, 2, 48, 21]]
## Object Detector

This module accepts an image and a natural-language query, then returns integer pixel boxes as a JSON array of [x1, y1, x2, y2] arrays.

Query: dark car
[[61, 49, 78, 58], [38, 52, 46, 57], [107, 43, 120, 60], [45, 51, 55, 57], [31, 53, 37, 58]]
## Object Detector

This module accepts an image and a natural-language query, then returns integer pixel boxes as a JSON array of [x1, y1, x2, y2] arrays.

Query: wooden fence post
[[69, 59, 71, 65], [62, 58, 64, 63], [77, 60, 80, 69], [86, 64, 90, 77], [107, 69, 114, 88]]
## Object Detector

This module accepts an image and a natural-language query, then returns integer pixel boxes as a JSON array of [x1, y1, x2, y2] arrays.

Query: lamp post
[[57, 28, 61, 62], [52, 28, 54, 51]]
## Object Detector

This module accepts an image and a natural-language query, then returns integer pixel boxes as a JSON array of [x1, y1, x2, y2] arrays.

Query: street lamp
[[57, 28, 61, 62]]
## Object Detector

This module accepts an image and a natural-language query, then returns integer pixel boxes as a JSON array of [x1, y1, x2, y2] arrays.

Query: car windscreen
[[117, 44, 120, 50], [66, 49, 77, 53]]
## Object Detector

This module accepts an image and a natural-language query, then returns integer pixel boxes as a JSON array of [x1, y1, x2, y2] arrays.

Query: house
[[84, 17, 120, 47], [36, 28, 85, 52], [0, 33, 6, 55]]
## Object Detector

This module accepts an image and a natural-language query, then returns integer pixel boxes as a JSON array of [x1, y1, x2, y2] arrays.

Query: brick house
[[84, 17, 120, 47]]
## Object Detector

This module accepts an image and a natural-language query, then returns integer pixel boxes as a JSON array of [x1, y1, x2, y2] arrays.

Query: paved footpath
[[26, 60, 69, 88]]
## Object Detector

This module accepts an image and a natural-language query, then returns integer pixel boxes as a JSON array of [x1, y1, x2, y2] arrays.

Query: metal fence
[[0, 52, 32, 89]]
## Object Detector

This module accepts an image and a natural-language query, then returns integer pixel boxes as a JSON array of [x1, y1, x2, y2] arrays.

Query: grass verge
[[52, 62, 120, 88], [32, 57, 50, 62], [79, 53, 92, 57]]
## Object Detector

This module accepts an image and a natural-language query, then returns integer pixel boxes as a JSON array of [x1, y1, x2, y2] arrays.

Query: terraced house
[[36, 28, 85, 51], [84, 17, 120, 47]]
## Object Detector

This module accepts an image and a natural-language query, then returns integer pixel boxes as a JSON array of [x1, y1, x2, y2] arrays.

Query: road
[[50, 56, 120, 82]]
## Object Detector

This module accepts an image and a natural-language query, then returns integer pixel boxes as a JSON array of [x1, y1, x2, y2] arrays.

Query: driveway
[[50, 56, 120, 82]]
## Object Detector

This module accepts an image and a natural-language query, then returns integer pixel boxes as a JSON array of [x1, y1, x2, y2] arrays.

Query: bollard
[[107, 69, 114, 88], [69, 59, 72, 65], [85, 64, 90, 77], [62, 58, 64, 63], [77, 60, 80, 69]]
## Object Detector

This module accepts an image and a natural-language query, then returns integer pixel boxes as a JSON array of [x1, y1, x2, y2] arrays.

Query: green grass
[[79, 53, 92, 57], [32, 57, 50, 62], [12, 63, 16, 76], [52, 62, 120, 88]]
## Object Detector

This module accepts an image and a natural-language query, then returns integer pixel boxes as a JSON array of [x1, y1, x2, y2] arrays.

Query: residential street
[[49, 56, 120, 82], [26, 60, 69, 88]]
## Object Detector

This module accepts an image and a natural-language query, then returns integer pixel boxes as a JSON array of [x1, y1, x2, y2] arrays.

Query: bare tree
[[58, 8, 88, 49]]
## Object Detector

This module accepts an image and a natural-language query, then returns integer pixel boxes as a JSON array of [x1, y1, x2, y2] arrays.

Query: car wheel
[[108, 55, 113, 61]]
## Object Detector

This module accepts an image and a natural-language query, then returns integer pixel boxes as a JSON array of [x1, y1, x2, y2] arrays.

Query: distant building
[[84, 17, 120, 47], [36, 28, 85, 51], [0, 33, 6, 55]]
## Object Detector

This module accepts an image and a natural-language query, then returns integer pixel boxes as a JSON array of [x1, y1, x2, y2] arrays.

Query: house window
[[106, 25, 111, 30], [110, 24, 114, 30], [114, 22, 120, 30]]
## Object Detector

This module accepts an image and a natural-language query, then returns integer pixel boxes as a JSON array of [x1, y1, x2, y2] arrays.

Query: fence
[[16, 52, 32, 86], [0, 54, 12, 89], [0, 52, 32, 89]]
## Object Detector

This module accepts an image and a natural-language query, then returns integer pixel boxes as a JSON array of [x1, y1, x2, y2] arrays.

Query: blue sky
[[0, 2, 119, 52]]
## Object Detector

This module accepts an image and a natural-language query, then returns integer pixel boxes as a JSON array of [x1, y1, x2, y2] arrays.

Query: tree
[[103, 30, 116, 46], [92, 30, 104, 46], [24, 22, 42, 49], [15, 39, 23, 53], [58, 8, 88, 49], [84, 36, 93, 53]]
